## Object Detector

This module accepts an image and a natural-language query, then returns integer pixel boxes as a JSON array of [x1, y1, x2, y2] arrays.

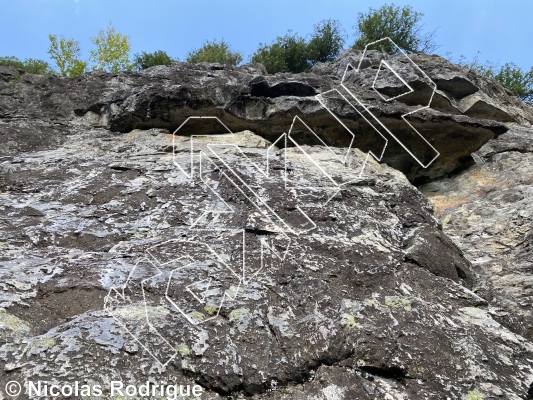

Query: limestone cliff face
[[0, 52, 532, 399], [3, 50, 532, 183], [421, 124, 533, 342]]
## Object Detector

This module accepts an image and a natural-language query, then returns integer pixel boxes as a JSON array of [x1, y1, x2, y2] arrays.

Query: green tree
[[353, 4, 437, 54], [251, 41, 286, 74], [278, 32, 308, 73], [90, 24, 132, 72], [460, 54, 498, 78], [0, 56, 54, 75], [464, 56, 533, 101], [307, 19, 345, 65], [0, 56, 25, 70], [133, 50, 174, 71], [251, 31, 309, 74], [47, 34, 87, 77], [494, 63, 533, 101], [186, 39, 242, 65], [23, 58, 55, 75]]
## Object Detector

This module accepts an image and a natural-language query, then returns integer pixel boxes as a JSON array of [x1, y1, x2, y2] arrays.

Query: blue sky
[[1, 0, 532, 71]]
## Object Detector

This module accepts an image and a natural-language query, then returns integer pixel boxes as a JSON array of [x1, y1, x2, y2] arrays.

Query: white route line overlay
[[103, 38, 440, 367], [340, 37, 440, 168], [104, 258, 178, 368]]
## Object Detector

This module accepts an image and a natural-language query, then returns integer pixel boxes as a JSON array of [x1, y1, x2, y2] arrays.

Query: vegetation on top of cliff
[[249, 5, 433, 74], [251, 31, 310, 74], [461, 56, 533, 102], [89, 24, 133, 73], [2, 3, 532, 102], [133, 50, 174, 71], [0, 56, 54, 75], [186, 39, 243, 66], [251, 19, 346, 74], [352, 4, 438, 54], [307, 19, 346, 64], [48, 23, 133, 76], [47, 35, 87, 77]]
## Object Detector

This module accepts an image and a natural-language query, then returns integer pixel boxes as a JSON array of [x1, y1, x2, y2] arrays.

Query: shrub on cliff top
[[133, 50, 174, 71], [90, 24, 133, 72], [353, 4, 437, 53], [463, 56, 533, 101], [251, 19, 345, 74], [252, 31, 308, 74], [47, 35, 87, 77], [186, 39, 243, 66], [307, 18, 346, 65], [493, 63, 533, 101], [0, 56, 54, 75]]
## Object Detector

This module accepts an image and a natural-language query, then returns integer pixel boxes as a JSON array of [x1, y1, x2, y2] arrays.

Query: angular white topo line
[[103, 37, 441, 365], [166, 116, 319, 331], [172, 116, 234, 179], [274, 115, 377, 206], [315, 89, 389, 163], [340, 37, 440, 168], [104, 258, 178, 368], [372, 59, 414, 102]]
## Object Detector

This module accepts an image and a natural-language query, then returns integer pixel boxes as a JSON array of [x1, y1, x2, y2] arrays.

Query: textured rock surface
[[421, 123, 533, 342], [313, 51, 533, 124], [0, 125, 530, 399], [3, 49, 532, 183], [1, 52, 533, 399]]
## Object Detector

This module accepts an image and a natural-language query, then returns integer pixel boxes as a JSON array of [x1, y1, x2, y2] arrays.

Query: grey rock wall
[[0, 51, 532, 399]]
